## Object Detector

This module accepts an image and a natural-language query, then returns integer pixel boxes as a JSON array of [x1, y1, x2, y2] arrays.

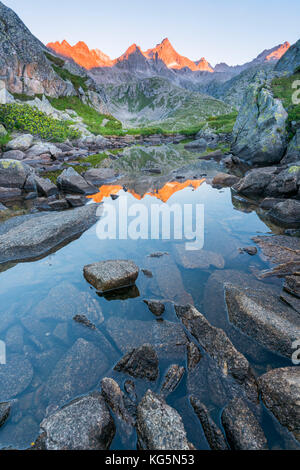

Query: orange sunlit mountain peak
[[47, 40, 113, 69], [144, 38, 212, 72], [265, 41, 290, 61]]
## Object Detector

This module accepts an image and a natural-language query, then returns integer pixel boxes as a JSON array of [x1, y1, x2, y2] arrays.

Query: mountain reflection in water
[[88, 179, 206, 204]]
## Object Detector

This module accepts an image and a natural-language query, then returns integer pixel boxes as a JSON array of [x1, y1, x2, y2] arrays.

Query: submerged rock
[[0, 204, 101, 264], [0, 354, 33, 401], [83, 259, 139, 293], [175, 304, 258, 402], [258, 367, 300, 442], [42, 338, 110, 407], [225, 284, 300, 358], [114, 344, 159, 382], [143, 299, 165, 317], [106, 317, 188, 361], [190, 397, 228, 450], [221, 398, 268, 450], [174, 244, 225, 270], [137, 390, 191, 450], [36, 392, 115, 450]]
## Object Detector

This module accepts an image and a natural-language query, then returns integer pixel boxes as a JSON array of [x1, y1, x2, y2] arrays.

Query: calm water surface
[[0, 145, 296, 450]]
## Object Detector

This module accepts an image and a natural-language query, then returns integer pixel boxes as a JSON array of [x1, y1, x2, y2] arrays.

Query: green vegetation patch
[[45, 51, 66, 67], [206, 111, 238, 134], [12, 93, 43, 102], [52, 65, 89, 93], [0, 132, 11, 150], [288, 165, 300, 174], [271, 72, 300, 137], [0, 103, 80, 142], [49, 96, 123, 136]]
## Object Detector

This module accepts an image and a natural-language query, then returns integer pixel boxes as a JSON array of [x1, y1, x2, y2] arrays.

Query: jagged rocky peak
[[144, 37, 213, 72], [194, 57, 214, 72], [214, 41, 291, 75], [114, 43, 152, 71], [47, 40, 113, 69], [0, 1, 75, 96]]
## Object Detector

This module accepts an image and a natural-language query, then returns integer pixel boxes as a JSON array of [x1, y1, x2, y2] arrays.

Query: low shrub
[[0, 103, 80, 142]]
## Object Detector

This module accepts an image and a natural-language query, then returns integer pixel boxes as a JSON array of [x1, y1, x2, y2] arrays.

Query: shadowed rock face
[[0, 1, 75, 96]]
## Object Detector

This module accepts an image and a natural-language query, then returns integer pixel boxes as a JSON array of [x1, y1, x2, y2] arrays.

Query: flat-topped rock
[[0, 204, 100, 264], [83, 259, 139, 293]]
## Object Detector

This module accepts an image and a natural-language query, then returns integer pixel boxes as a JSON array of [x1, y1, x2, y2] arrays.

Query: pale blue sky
[[3, 0, 300, 66]]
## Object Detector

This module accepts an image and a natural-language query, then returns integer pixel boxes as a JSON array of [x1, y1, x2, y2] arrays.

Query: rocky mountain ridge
[[48, 37, 290, 78]]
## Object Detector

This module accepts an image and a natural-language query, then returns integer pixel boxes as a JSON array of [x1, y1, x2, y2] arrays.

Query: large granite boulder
[[136, 390, 191, 450], [6, 134, 33, 151], [231, 71, 288, 164], [36, 392, 115, 450], [0, 159, 33, 188], [258, 367, 300, 442]]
